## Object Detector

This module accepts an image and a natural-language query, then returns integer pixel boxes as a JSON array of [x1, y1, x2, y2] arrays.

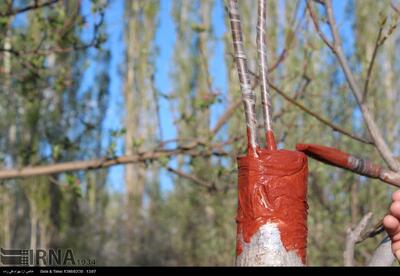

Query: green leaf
[[191, 23, 207, 33]]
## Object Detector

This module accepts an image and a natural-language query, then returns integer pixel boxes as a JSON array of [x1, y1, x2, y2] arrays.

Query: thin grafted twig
[[256, 0, 276, 150], [227, 0, 258, 153]]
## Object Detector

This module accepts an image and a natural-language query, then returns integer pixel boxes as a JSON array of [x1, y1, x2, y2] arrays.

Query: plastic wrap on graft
[[236, 149, 308, 263]]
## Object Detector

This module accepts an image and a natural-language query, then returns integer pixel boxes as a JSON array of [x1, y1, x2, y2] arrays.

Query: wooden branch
[[344, 212, 373, 266], [0, 143, 228, 180], [313, 0, 326, 6], [269, 83, 373, 145], [391, 2, 400, 15], [166, 166, 215, 191], [322, 0, 400, 172], [227, 0, 259, 152], [211, 99, 241, 135], [219, 11, 301, 138], [218, 75, 374, 147], [362, 23, 384, 102], [306, 0, 335, 52], [256, 0, 275, 150], [308, 1, 399, 265], [214, 32, 291, 137], [0, 0, 60, 17], [0, 9, 105, 59]]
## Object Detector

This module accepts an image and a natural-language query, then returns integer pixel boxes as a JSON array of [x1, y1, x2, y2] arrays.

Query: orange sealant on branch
[[228, 0, 308, 266], [236, 147, 308, 265]]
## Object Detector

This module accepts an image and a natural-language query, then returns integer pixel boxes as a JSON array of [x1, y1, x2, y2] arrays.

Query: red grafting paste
[[265, 130, 277, 151], [296, 143, 381, 177], [236, 147, 308, 264], [296, 144, 349, 169]]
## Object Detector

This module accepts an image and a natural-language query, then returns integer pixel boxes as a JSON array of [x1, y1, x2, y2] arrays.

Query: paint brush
[[296, 143, 400, 188]]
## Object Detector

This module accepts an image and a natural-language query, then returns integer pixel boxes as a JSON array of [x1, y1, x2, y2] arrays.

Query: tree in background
[[122, 0, 159, 263]]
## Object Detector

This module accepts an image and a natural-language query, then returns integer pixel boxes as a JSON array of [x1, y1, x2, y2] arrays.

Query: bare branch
[[220, 66, 372, 145], [211, 99, 241, 135], [312, 0, 400, 171], [363, 15, 399, 102], [0, 142, 228, 180], [216, 19, 297, 137], [269, 83, 374, 145], [306, 0, 335, 52], [344, 212, 373, 266], [391, 2, 400, 15], [166, 166, 215, 191], [362, 23, 385, 102], [0, 0, 60, 17], [313, 0, 326, 6]]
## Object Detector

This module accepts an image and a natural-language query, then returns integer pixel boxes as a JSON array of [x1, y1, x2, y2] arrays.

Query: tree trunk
[[236, 223, 304, 266], [123, 0, 159, 262], [235, 150, 308, 266]]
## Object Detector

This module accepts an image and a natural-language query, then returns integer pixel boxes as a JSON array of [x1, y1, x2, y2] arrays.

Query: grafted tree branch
[[227, 0, 259, 152]]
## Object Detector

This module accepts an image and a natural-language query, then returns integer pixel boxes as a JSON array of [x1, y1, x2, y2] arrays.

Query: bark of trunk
[[30, 212, 37, 251], [235, 149, 308, 266], [236, 223, 303, 266]]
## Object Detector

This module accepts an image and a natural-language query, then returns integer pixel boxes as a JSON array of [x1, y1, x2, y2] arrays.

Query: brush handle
[[296, 143, 400, 188], [347, 155, 381, 178]]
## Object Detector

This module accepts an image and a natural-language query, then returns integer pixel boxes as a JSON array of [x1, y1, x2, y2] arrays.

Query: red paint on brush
[[265, 130, 277, 151], [236, 148, 308, 264], [296, 143, 381, 178], [296, 144, 350, 169]]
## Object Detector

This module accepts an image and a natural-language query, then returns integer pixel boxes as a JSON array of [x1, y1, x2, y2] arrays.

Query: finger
[[390, 201, 400, 218], [383, 214, 400, 237], [392, 190, 400, 202]]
